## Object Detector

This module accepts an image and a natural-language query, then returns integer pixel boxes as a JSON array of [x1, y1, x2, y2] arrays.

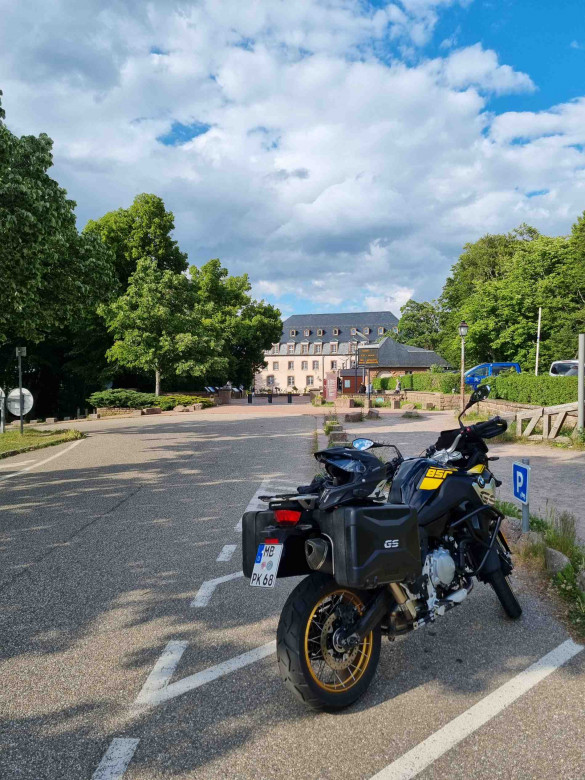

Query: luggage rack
[[260, 492, 320, 511]]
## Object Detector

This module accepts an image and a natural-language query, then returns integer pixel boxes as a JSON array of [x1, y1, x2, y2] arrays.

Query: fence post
[[287, 393, 292, 404], [247, 393, 253, 404]]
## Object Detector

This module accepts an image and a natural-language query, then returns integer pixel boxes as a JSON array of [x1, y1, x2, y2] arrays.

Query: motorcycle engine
[[428, 547, 456, 590]]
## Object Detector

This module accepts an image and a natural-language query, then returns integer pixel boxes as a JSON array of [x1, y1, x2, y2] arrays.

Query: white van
[[549, 360, 578, 376]]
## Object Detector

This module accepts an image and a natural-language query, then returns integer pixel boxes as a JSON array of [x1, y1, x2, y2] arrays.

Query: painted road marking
[[190, 571, 243, 607], [217, 544, 237, 562], [369, 638, 583, 780], [0, 439, 83, 483], [92, 737, 139, 779], [133, 640, 276, 708], [134, 640, 188, 707], [0, 459, 34, 469]]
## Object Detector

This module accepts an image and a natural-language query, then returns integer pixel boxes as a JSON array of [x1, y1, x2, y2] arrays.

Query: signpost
[[15, 346, 27, 434], [0, 388, 5, 435], [513, 458, 531, 533], [324, 371, 337, 402], [357, 347, 379, 367]]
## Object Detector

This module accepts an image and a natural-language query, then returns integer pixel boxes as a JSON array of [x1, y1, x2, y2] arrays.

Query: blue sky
[[1, 0, 585, 318]]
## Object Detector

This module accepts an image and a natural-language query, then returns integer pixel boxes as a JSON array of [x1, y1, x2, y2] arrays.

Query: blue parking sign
[[513, 462, 530, 504]]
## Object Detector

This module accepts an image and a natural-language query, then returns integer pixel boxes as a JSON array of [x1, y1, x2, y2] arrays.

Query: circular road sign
[[6, 388, 34, 416]]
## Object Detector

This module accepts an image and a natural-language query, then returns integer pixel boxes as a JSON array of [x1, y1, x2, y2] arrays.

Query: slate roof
[[337, 337, 448, 370], [279, 311, 399, 344]]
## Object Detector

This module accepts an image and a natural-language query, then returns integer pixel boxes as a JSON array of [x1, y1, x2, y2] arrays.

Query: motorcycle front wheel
[[276, 572, 381, 710]]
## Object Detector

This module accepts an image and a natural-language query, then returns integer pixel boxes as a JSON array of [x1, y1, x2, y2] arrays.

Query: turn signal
[[274, 509, 302, 525]]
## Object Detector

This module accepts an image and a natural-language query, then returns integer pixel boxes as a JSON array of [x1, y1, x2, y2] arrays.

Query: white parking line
[[0, 459, 34, 469], [217, 544, 237, 562], [369, 638, 583, 780], [0, 439, 83, 483], [190, 571, 244, 607], [92, 737, 139, 779], [133, 641, 276, 708], [134, 640, 188, 707]]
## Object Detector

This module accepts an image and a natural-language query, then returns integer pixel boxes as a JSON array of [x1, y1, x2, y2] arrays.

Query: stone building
[[255, 311, 400, 392]]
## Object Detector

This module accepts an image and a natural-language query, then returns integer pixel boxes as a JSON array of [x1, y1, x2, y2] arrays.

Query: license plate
[[250, 543, 283, 588]]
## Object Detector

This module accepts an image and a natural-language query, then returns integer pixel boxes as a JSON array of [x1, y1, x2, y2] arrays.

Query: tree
[[191, 259, 281, 386], [397, 299, 442, 351], [0, 91, 116, 345], [84, 193, 188, 286], [100, 259, 226, 395]]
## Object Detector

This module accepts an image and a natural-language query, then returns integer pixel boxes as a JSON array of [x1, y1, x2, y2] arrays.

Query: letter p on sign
[[513, 462, 530, 505]]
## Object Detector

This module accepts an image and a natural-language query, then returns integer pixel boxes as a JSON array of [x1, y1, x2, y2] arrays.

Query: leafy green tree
[[397, 299, 442, 351], [84, 193, 188, 286], [100, 259, 226, 395], [0, 91, 116, 345], [191, 259, 281, 386]]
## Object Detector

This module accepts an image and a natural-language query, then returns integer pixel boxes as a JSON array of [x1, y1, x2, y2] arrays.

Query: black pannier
[[316, 503, 421, 589], [241, 510, 311, 579]]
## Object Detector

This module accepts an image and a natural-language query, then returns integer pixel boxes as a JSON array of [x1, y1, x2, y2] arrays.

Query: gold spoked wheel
[[304, 589, 374, 692]]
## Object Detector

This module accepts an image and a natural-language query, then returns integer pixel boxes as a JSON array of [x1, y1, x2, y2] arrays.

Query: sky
[[2, 0, 585, 318]]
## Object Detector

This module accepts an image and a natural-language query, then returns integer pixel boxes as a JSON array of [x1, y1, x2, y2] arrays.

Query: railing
[[516, 402, 579, 440]]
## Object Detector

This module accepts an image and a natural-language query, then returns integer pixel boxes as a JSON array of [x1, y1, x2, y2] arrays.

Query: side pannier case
[[317, 503, 421, 589]]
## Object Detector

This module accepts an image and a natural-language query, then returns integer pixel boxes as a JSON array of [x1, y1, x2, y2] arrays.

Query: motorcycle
[[242, 384, 521, 710]]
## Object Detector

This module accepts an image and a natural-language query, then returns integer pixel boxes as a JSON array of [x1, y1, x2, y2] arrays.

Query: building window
[[290, 329, 296, 337], [315, 343, 322, 354], [317, 329, 324, 336], [304, 329, 310, 337], [287, 376, 295, 387], [288, 360, 294, 370], [273, 362, 279, 370], [333, 328, 339, 336], [306, 375, 314, 386], [266, 375, 274, 386], [301, 360, 308, 370], [288, 343, 294, 354], [331, 360, 337, 370], [344, 379, 351, 388], [330, 342, 338, 354], [351, 328, 357, 336], [364, 328, 370, 335], [272, 343, 280, 354], [312, 360, 319, 370], [392, 326, 398, 333], [301, 343, 308, 354], [378, 327, 385, 335]]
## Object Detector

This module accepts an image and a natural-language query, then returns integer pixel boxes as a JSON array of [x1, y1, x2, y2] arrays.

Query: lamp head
[[458, 321, 469, 338]]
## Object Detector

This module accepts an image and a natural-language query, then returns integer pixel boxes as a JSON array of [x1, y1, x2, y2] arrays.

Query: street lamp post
[[459, 321, 468, 412]]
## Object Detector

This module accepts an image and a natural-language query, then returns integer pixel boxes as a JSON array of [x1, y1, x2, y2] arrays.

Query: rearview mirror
[[470, 384, 490, 405], [352, 438, 374, 451]]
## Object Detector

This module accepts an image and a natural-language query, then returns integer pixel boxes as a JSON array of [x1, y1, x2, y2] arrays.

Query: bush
[[482, 374, 578, 406], [88, 389, 213, 410]]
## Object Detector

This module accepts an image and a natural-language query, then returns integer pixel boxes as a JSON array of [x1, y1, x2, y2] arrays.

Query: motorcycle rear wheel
[[276, 573, 381, 710]]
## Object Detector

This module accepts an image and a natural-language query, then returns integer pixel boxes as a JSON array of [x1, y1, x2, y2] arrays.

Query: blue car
[[464, 362, 521, 389]]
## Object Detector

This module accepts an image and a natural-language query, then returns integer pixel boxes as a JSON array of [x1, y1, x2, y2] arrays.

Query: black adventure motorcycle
[[242, 385, 521, 710]]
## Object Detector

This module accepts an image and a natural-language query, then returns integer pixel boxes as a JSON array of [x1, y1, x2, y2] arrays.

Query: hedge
[[373, 374, 460, 393], [88, 389, 214, 410], [481, 374, 579, 406]]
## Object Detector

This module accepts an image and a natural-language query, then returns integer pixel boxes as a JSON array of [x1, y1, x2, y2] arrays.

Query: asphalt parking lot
[[0, 411, 583, 779]]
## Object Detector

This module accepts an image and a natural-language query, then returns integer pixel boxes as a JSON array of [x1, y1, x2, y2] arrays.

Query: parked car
[[464, 362, 521, 389], [549, 360, 578, 376]]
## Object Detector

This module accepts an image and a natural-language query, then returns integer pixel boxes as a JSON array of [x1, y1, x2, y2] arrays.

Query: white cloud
[[2, 0, 585, 318]]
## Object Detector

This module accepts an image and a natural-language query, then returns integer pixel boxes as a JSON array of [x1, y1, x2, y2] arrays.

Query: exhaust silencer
[[305, 538, 333, 574]]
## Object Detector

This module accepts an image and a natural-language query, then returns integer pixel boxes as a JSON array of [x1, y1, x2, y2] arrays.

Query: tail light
[[274, 509, 302, 525]]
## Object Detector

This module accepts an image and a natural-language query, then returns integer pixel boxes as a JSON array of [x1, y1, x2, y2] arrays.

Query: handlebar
[[466, 416, 508, 439]]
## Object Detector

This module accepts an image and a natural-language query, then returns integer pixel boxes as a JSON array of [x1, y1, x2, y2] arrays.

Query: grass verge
[[498, 499, 585, 637], [0, 428, 85, 458]]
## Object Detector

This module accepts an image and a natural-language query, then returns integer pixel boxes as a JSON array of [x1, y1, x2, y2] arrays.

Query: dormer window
[[378, 327, 385, 336], [332, 328, 339, 336], [304, 329, 310, 337], [301, 343, 308, 354], [330, 342, 338, 354], [272, 343, 280, 354], [392, 326, 398, 333], [350, 328, 357, 336], [364, 327, 370, 335], [317, 329, 324, 336], [290, 329, 297, 337]]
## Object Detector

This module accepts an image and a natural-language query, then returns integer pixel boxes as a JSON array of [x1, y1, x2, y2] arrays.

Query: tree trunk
[[155, 369, 161, 397]]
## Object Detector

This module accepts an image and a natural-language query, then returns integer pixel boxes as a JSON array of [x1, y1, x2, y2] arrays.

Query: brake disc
[[320, 613, 360, 670]]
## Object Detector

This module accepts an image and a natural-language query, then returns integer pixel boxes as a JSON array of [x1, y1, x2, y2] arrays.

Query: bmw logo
[[478, 476, 485, 487]]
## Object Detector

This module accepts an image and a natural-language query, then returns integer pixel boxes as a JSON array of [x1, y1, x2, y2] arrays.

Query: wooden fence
[[516, 402, 579, 441]]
